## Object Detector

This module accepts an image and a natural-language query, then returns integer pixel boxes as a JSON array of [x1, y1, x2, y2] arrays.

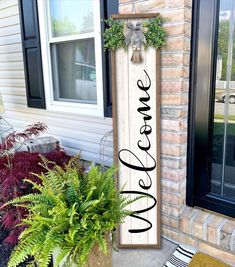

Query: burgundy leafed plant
[[0, 122, 71, 244], [0, 122, 48, 151]]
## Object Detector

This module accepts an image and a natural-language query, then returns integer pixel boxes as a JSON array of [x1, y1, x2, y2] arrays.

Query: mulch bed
[[0, 226, 14, 267], [0, 226, 32, 267]]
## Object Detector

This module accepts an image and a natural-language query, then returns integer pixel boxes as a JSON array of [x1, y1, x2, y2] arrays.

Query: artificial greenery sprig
[[103, 16, 166, 51], [103, 18, 126, 51], [143, 17, 166, 49], [3, 156, 139, 267]]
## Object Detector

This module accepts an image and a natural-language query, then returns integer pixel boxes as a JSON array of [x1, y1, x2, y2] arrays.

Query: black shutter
[[101, 0, 118, 117], [18, 0, 46, 109]]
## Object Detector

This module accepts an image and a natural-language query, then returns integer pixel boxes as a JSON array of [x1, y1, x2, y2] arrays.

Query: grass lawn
[[213, 122, 235, 135], [214, 114, 235, 121]]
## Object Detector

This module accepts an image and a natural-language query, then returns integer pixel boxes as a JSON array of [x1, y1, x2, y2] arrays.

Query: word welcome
[[118, 70, 157, 233]]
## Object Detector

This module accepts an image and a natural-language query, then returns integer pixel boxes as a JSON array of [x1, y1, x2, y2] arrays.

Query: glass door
[[212, 0, 235, 200]]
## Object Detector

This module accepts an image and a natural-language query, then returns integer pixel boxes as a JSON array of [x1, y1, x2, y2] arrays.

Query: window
[[37, 0, 104, 116], [187, 0, 235, 218]]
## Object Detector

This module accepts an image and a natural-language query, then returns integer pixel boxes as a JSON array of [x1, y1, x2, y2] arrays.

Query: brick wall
[[118, 0, 235, 265]]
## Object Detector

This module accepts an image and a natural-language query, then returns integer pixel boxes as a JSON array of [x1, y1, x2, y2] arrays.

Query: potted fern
[[3, 156, 135, 267]]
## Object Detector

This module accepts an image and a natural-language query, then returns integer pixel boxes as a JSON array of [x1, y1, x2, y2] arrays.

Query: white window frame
[[37, 0, 104, 117]]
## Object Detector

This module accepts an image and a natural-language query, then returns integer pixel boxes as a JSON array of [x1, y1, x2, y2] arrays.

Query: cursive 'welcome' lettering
[[118, 70, 157, 234]]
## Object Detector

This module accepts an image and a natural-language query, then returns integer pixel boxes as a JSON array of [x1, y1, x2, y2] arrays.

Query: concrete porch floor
[[113, 238, 177, 267]]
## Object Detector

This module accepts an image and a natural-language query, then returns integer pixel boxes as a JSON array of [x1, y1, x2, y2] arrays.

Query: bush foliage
[[0, 123, 70, 244]]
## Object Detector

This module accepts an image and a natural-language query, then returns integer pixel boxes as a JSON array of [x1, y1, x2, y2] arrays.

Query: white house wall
[[0, 0, 113, 165]]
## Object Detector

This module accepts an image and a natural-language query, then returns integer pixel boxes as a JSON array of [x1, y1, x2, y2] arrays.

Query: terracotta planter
[[85, 241, 112, 267], [53, 237, 112, 267]]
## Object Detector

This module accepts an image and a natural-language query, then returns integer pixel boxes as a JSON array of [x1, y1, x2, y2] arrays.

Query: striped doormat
[[163, 245, 196, 267]]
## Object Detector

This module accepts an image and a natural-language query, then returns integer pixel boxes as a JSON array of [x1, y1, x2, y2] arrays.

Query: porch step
[[113, 238, 177, 267]]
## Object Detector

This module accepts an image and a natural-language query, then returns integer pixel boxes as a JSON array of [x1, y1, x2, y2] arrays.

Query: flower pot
[[84, 241, 112, 267], [53, 238, 112, 267]]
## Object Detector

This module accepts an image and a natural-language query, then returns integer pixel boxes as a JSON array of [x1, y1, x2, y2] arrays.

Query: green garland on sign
[[143, 17, 166, 49], [103, 16, 166, 51], [103, 18, 126, 51]]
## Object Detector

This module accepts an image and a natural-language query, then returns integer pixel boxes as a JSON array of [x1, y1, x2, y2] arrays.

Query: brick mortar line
[[161, 51, 190, 54], [161, 64, 190, 68], [160, 94, 189, 98], [161, 104, 188, 108], [161, 180, 186, 194], [161, 170, 186, 177], [161, 118, 188, 122], [160, 78, 189, 82], [163, 102, 189, 107], [160, 128, 188, 133], [162, 211, 181, 220], [162, 153, 187, 158], [161, 154, 186, 159], [161, 118, 188, 121], [161, 142, 187, 147], [230, 229, 235, 251], [161, 65, 190, 68], [161, 188, 186, 196], [161, 119, 188, 125], [161, 176, 186, 185], [161, 176, 186, 183], [216, 219, 228, 246], [162, 201, 185, 209], [162, 201, 185, 208], [160, 78, 190, 82], [161, 96, 189, 101], [165, 19, 192, 24], [161, 50, 190, 54], [163, 35, 190, 40], [188, 210, 198, 236], [161, 166, 187, 171], [163, 21, 191, 26], [202, 214, 212, 241], [162, 223, 180, 230]]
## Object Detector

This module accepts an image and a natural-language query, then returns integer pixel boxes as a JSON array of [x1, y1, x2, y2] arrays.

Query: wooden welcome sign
[[112, 14, 161, 248]]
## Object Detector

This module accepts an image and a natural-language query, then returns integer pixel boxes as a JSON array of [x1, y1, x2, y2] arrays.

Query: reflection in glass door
[[212, 0, 235, 200]]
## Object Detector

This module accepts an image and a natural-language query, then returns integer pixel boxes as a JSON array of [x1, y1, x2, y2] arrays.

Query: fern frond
[[8, 230, 45, 267], [54, 247, 71, 267], [97, 234, 108, 253], [23, 178, 44, 192]]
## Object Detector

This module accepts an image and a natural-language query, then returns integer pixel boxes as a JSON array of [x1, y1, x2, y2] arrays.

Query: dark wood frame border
[[111, 13, 161, 248], [186, 0, 235, 218]]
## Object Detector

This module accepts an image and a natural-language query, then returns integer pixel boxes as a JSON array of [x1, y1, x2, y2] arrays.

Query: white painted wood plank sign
[[112, 14, 161, 248]]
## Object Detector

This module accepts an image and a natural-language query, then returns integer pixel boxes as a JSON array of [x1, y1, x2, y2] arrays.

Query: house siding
[[0, 0, 113, 165]]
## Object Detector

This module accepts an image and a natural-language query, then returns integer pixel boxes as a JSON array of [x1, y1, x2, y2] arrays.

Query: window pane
[[49, 0, 94, 37], [51, 38, 97, 104], [212, 0, 235, 200]]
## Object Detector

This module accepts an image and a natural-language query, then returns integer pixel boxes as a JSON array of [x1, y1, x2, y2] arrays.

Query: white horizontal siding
[[0, 33, 21, 46], [0, 52, 23, 62], [0, 70, 24, 79], [0, 78, 25, 87], [0, 1, 113, 165], [0, 43, 22, 53], [0, 24, 20, 37], [0, 4, 18, 19], [0, 0, 18, 10]]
